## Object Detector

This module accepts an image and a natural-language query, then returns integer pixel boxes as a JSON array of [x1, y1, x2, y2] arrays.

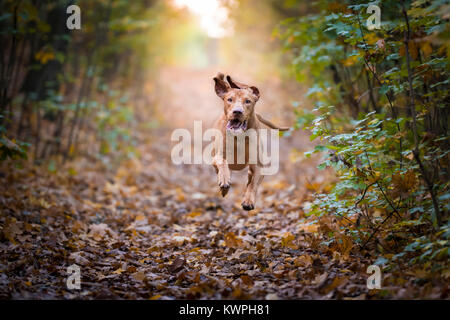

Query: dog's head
[[213, 73, 260, 134]]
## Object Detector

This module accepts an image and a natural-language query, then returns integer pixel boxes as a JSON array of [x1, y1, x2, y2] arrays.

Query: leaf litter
[[0, 129, 447, 300]]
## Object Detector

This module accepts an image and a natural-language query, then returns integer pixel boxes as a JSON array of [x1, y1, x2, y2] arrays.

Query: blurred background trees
[[1, 0, 171, 162], [0, 0, 293, 162]]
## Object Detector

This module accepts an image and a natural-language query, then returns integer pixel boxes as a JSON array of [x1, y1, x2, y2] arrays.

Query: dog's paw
[[241, 200, 254, 211], [219, 182, 230, 197]]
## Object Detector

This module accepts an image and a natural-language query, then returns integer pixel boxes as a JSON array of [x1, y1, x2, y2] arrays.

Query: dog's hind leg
[[213, 156, 231, 197], [241, 164, 263, 211]]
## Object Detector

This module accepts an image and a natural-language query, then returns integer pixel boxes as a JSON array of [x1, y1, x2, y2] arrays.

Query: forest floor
[[0, 67, 447, 299]]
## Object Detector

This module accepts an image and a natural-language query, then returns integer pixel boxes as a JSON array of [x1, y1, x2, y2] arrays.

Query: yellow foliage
[[341, 54, 359, 67], [35, 48, 55, 64], [420, 42, 433, 58], [281, 232, 296, 249]]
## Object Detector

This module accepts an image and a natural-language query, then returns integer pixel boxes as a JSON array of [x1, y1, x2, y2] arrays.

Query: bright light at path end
[[173, 0, 235, 38]]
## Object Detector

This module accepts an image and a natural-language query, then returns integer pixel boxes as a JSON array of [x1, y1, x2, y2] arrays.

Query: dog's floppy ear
[[216, 72, 225, 81], [213, 72, 230, 99], [249, 86, 260, 101], [227, 75, 260, 101], [226, 75, 247, 89]]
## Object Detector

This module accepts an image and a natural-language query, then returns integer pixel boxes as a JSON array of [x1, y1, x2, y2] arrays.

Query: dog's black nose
[[232, 109, 243, 115]]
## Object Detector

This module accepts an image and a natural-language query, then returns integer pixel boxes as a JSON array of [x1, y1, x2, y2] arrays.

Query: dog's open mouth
[[226, 119, 247, 132]]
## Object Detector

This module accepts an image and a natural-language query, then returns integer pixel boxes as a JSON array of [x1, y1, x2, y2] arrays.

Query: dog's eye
[[245, 99, 251, 104], [227, 98, 232, 102]]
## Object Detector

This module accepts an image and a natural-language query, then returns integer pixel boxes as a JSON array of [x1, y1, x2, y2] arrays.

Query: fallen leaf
[[224, 232, 242, 248], [168, 257, 185, 273]]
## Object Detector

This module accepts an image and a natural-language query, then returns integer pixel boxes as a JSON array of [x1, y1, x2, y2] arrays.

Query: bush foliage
[[276, 0, 449, 266]]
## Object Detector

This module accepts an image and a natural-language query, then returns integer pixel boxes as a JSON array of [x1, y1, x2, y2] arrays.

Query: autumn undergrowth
[[276, 0, 449, 273]]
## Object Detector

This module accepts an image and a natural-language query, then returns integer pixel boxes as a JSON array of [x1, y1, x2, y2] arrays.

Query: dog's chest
[[223, 131, 259, 168]]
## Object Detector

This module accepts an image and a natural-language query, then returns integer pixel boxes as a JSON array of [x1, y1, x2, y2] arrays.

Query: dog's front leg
[[242, 164, 263, 211], [213, 156, 231, 197]]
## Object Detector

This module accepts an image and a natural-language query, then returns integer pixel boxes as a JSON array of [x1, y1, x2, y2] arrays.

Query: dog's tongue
[[228, 119, 240, 129], [227, 119, 247, 131]]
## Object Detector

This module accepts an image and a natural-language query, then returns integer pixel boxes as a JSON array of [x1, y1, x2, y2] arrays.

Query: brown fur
[[212, 73, 289, 211]]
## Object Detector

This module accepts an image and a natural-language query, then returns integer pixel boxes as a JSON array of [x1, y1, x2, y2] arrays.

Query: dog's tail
[[256, 113, 290, 132]]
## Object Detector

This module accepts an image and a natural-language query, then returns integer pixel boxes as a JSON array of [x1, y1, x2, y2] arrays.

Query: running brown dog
[[211, 73, 289, 211]]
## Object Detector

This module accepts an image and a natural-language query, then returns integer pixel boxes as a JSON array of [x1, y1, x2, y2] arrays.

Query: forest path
[[0, 125, 373, 299], [1, 67, 425, 300]]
